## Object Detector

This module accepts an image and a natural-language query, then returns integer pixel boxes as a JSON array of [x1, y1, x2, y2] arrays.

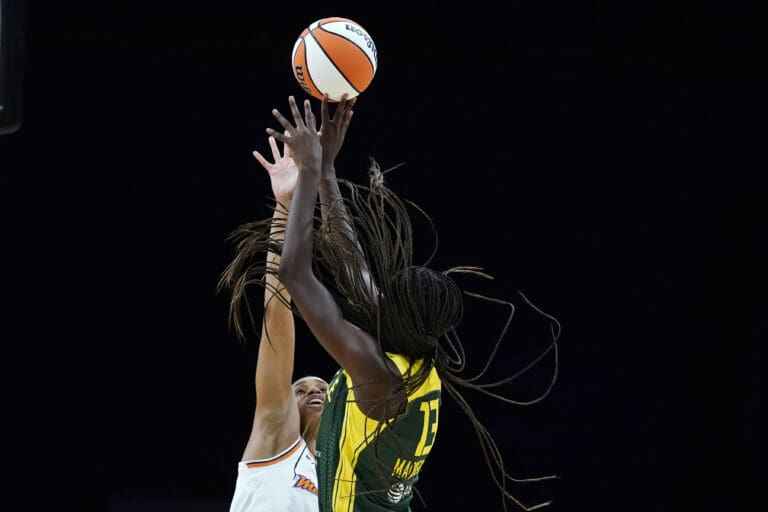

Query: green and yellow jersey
[[316, 353, 441, 512]]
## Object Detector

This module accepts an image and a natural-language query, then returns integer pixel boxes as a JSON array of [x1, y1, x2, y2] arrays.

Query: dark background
[[2, 1, 765, 511]]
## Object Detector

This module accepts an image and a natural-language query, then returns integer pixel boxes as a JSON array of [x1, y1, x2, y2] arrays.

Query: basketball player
[[225, 94, 560, 511], [220, 130, 327, 512]]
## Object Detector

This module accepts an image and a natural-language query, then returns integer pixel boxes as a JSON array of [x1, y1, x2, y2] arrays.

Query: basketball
[[291, 17, 378, 101]]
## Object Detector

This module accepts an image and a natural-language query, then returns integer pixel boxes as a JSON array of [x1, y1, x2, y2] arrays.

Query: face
[[292, 376, 328, 424]]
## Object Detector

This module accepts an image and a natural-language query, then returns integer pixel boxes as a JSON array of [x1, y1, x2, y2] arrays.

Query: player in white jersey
[[229, 432, 320, 512], [220, 127, 332, 512]]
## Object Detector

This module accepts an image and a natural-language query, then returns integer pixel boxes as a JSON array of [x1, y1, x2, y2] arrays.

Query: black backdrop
[[2, 1, 765, 511]]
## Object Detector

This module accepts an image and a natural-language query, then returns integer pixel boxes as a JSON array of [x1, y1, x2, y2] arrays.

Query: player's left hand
[[319, 93, 355, 171]]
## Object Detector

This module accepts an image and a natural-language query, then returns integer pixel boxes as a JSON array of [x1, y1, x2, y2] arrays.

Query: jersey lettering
[[293, 474, 319, 496], [391, 457, 425, 480]]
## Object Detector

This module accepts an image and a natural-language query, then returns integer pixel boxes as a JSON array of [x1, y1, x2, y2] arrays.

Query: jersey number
[[415, 398, 439, 456]]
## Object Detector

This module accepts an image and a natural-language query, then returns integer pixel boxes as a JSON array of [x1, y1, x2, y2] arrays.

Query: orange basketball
[[291, 17, 378, 101]]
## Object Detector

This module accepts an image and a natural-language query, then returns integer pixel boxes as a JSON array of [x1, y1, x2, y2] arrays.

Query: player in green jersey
[[225, 94, 560, 512]]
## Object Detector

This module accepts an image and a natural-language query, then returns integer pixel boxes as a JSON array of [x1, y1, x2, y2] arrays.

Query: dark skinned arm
[[318, 94, 379, 301], [267, 96, 403, 420]]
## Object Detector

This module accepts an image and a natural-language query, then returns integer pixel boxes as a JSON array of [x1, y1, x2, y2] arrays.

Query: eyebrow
[[294, 382, 327, 389]]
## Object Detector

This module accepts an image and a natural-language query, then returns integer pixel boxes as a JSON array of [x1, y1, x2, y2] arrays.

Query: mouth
[[307, 396, 324, 406]]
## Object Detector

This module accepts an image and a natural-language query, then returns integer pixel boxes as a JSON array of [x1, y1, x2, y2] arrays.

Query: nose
[[307, 385, 325, 397]]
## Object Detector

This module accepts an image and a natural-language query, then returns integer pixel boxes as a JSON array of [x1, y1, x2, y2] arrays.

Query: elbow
[[278, 255, 306, 291], [278, 261, 296, 288]]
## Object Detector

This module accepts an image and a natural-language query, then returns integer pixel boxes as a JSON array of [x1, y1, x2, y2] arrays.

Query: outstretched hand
[[266, 96, 322, 174], [252, 132, 297, 203], [320, 93, 355, 170]]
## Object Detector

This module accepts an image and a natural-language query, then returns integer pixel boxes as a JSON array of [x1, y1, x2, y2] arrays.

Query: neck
[[302, 415, 321, 454]]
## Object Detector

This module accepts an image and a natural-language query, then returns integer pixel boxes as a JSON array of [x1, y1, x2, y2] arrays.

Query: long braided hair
[[219, 160, 561, 511]]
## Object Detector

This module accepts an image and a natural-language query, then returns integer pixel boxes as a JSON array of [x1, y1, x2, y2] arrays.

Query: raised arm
[[317, 94, 354, 222], [239, 135, 301, 460], [268, 96, 403, 420], [317, 94, 379, 301]]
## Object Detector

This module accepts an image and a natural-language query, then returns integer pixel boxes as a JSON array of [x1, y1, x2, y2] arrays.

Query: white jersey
[[229, 437, 319, 512]]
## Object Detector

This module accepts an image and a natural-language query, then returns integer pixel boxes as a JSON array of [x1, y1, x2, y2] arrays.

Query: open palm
[[253, 134, 298, 201]]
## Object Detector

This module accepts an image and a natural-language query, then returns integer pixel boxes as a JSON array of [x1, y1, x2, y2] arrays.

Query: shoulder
[[385, 352, 442, 393]]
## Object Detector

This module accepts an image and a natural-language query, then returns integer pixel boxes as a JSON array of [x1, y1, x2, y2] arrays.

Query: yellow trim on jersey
[[331, 353, 441, 511]]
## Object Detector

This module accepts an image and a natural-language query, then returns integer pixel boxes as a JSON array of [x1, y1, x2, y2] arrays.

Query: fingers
[[287, 95, 304, 127], [266, 95, 318, 141], [252, 149, 270, 170], [333, 94, 354, 124], [270, 107, 294, 133], [282, 130, 291, 158], [337, 95, 354, 138], [266, 127, 288, 143], [303, 98, 318, 132], [268, 135, 280, 161], [340, 109, 353, 138], [321, 94, 330, 126]]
